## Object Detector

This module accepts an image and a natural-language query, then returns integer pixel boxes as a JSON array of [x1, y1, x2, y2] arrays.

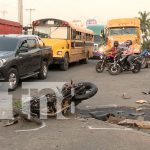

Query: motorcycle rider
[[107, 41, 119, 59], [140, 44, 150, 57], [122, 40, 135, 70], [140, 44, 150, 68]]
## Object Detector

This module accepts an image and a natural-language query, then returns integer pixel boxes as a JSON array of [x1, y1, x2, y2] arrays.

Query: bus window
[[82, 33, 86, 41], [76, 31, 81, 40], [72, 30, 76, 40]]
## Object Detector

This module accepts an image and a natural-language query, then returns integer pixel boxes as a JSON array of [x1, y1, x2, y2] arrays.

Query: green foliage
[[141, 40, 150, 50], [138, 11, 150, 35], [13, 101, 22, 109]]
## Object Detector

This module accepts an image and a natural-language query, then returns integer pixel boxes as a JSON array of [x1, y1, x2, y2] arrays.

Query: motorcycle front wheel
[[73, 82, 98, 101], [95, 61, 105, 73], [108, 64, 121, 75]]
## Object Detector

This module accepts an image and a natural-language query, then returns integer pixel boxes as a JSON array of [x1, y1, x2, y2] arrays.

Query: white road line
[[15, 121, 46, 132], [88, 126, 132, 131], [88, 126, 150, 137]]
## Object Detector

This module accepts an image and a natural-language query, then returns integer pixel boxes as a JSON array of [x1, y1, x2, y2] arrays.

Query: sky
[[0, 0, 150, 26]]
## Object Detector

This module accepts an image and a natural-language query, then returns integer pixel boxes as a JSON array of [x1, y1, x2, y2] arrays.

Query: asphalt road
[[1, 60, 150, 150]]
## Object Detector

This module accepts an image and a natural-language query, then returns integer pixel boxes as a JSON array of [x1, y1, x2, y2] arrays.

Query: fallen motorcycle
[[22, 81, 98, 118], [108, 52, 141, 75], [96, 54, 113, 73]]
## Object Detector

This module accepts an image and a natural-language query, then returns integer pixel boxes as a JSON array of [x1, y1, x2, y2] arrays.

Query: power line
[[26, 8, 36, 26]]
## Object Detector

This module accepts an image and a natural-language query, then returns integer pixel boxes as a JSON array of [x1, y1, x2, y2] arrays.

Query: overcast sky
[[0, 0, 150, 25]]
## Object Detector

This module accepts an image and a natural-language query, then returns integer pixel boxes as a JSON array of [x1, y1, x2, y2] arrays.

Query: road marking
[[15, 121, 46, 132], [88, 126, 150, 137], [88, 126, 132, 131]]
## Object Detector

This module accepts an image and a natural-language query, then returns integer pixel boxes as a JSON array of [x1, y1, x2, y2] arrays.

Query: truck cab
[[100, 18, 141, 54]]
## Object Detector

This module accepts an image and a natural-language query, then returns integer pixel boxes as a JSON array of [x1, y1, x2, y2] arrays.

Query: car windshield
[[0, 37, 19, 51], [109, 27, 137, 36], [34, 26, 68, 39]]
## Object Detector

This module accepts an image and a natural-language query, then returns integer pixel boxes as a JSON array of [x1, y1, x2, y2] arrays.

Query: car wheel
[[7, 68, 19, 91], [38, 61, 48, 79], [60, 53, 69, 71]]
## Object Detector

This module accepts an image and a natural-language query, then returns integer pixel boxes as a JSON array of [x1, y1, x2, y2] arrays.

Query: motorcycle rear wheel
[[132, 62, 141, 73]]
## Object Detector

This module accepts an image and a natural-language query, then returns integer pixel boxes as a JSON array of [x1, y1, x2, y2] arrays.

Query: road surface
[[0, 60, 150, 150]]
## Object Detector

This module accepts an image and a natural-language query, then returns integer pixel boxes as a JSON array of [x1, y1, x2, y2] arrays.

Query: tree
[[138, 11, 150, 41]]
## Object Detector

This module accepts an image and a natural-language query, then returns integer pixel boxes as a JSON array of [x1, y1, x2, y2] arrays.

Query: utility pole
[[18, 0, 23, 25], [26, 8, 35, 26], [0, 10, 8, 18]]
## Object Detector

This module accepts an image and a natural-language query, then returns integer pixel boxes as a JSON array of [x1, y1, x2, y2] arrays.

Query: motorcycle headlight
[[0, 59, 7, 68], [100, 55, 103, 59]]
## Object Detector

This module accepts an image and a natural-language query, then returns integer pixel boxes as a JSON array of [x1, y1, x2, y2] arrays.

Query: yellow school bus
[[100, 18, 141, 54], [32, 18, 94, 70]]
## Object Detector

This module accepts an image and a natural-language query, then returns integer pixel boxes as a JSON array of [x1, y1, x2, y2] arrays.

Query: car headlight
[[0, 59, 7, 68], [57, 51, 63, 55]]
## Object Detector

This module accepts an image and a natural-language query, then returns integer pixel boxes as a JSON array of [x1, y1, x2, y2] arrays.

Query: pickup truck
[[0, 35, 53, 90]]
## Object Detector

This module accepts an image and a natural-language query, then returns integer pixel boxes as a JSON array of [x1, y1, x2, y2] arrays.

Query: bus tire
[[60, 53, 69, 71]]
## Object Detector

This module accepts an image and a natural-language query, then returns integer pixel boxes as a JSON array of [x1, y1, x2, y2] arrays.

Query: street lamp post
[[18, 0, 23, 25], [26, 8, 35, 26]]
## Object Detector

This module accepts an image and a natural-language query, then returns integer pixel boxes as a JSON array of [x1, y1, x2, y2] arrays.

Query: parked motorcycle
[[23, 81, 98, 118], [108, 52, 141, 75], [96, 54, 114, 73]]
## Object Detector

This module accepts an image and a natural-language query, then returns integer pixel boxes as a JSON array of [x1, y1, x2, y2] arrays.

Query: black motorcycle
[[23, 81, 98, 118], [108, 52, 141, 75], [96, 54, 114, 73]]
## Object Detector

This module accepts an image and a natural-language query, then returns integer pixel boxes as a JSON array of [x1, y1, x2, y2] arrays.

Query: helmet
[[114, 41, 119, 47], [126, 40, 132, 46]]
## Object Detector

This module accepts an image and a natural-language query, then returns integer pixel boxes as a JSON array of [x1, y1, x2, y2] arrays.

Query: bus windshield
[[109, 27, 137, 36], [34, 26, 68, 39]]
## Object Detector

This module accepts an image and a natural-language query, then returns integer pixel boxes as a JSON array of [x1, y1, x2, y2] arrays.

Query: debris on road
[[136, 108, 143, 111], [2, 119, 18, 127], [142, 91, 150, 95], [129, 112, 145, 117], [122, 93, 131, 99], [136, 100, 148, 104], [89, 106, 150, 130], [119, 119, 150, 129]]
